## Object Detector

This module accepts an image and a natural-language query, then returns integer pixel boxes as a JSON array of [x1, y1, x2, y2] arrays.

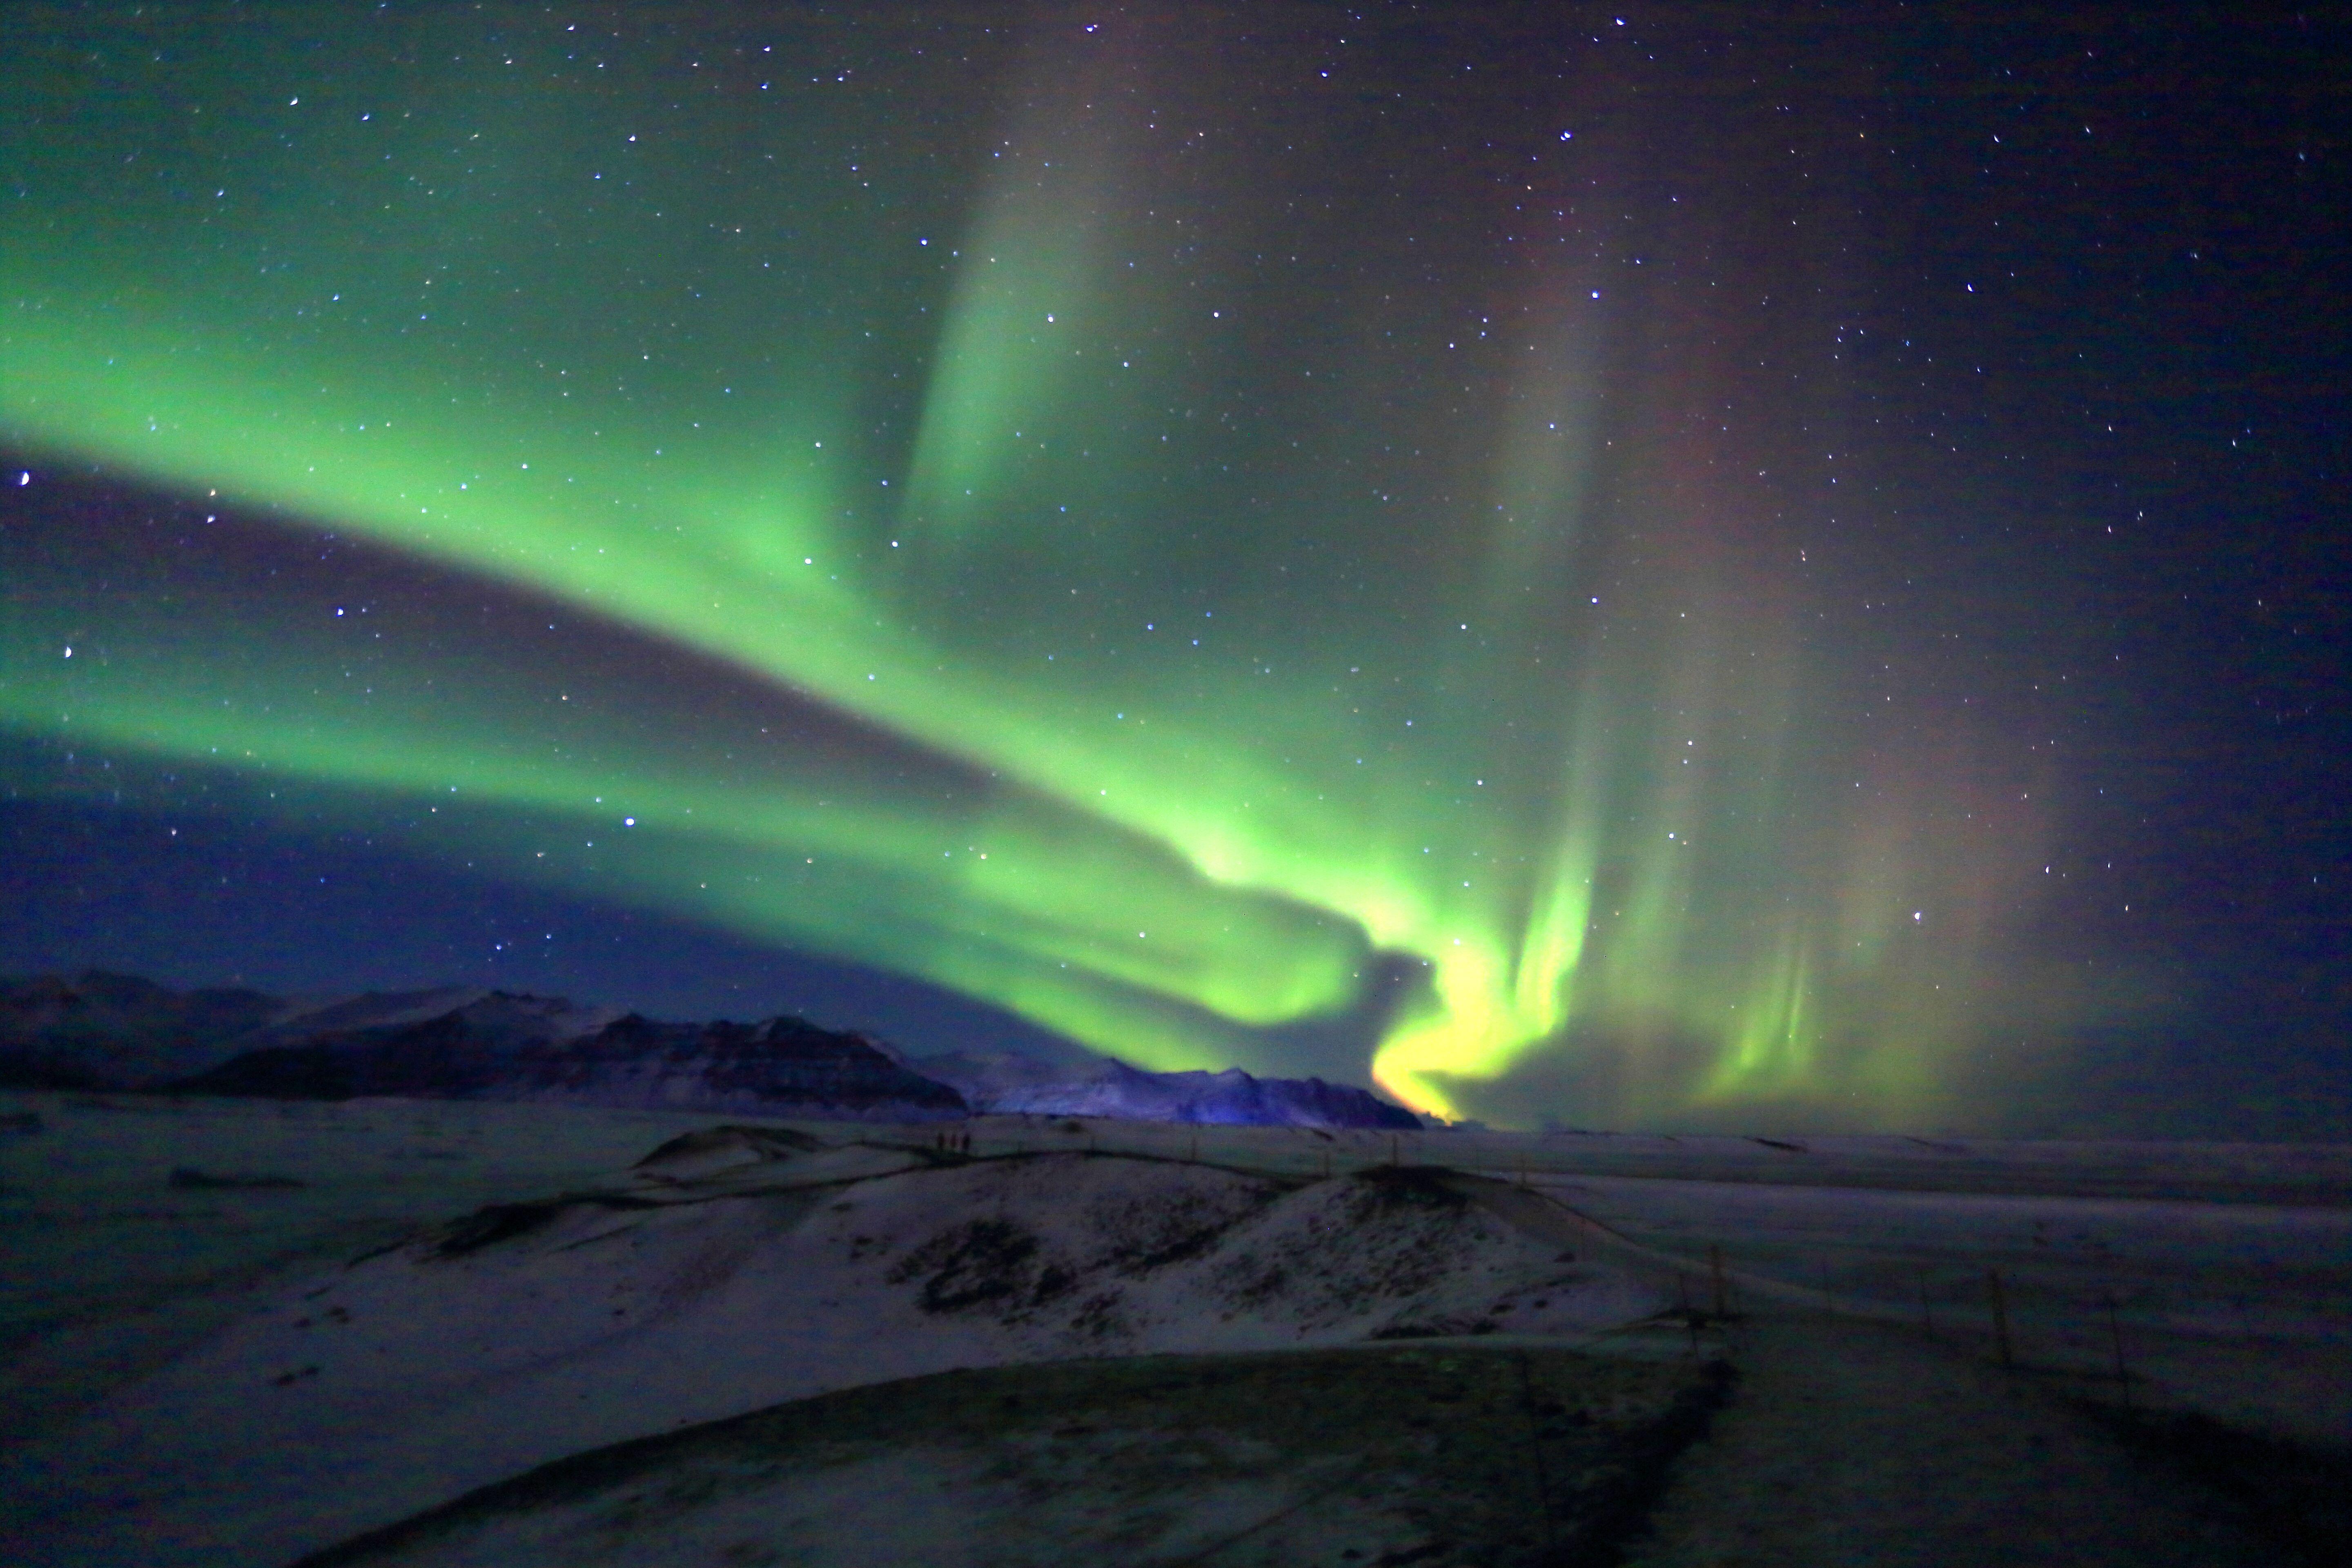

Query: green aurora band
[[1, 13, 2076, 1125]]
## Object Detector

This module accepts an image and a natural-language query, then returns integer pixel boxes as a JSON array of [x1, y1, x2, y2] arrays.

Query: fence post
[[1515, 1352, 1561, 1556], [2104, 1292, 2131, 1408], [1987, 1268, 2013, 1368]]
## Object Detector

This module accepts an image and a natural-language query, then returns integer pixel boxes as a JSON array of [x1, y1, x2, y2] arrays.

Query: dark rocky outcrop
[[168, 1166, 306, 1191]]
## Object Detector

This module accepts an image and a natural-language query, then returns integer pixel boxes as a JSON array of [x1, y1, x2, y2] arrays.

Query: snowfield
[[2, 1093, 2345, 1567], [1, 1129, 1658, 1568]]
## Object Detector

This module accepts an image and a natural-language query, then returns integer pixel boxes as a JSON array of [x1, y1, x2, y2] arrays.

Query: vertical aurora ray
[[0, 11, 2105, 1125]]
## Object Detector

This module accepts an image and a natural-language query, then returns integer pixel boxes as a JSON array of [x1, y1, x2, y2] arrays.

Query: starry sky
[[3, 7, 2346, 1135]]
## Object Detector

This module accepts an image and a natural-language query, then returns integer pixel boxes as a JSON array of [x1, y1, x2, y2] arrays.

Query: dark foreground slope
[[297, 1345, 1725, 1568]]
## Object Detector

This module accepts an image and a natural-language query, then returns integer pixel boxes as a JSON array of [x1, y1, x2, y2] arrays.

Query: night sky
[[3, 8, 2346, 1136]]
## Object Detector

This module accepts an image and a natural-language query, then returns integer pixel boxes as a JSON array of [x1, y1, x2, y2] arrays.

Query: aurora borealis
[[5, 9, 2347, 1132]]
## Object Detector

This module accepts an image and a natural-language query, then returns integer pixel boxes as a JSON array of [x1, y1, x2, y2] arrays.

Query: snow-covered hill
[[0, 1136, 1654, 1567]]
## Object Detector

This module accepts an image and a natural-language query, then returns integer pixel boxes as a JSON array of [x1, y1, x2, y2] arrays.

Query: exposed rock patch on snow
[[628, 1124, 823, 1182]]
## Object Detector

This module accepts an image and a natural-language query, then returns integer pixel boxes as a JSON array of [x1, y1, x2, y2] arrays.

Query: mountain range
[[0, 971, 1419, 1129]]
